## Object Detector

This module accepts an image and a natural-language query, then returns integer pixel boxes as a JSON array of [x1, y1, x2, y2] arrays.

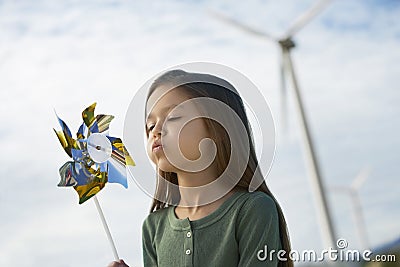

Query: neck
[[173, 171, 240, 211], [175, 165, 219, 207]]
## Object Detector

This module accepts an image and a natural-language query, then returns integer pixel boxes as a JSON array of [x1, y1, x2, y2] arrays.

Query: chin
[[156, 159, 177, 173]]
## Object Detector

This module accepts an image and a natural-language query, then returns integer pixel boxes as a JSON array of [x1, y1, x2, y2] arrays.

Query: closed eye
[[167, 116, 181, 121], [146, 116, 181, 134], [147, 124, 155, 131]]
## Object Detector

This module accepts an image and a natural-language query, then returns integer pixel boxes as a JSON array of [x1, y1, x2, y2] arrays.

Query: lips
[[152, 140, 163, 151]]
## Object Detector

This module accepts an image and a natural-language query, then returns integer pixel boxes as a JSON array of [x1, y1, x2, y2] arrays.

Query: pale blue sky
[[0, 0, 399, 266]]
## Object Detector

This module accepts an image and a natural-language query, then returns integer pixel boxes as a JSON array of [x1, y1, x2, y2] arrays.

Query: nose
[[151, 120, 164, 137]]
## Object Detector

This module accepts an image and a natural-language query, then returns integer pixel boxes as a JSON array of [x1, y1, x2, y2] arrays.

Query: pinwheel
[[54, 102, 135, 260], [54, 102, 135, 203]]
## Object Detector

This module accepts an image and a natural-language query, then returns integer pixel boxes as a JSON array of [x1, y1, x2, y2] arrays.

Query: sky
[[0, 0, 399, 266]]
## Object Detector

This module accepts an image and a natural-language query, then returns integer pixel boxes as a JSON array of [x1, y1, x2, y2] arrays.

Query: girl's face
[[146, 87, 211, 173]]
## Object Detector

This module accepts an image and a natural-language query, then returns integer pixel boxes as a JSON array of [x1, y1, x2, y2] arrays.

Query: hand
[[107, 259, 129, 267]]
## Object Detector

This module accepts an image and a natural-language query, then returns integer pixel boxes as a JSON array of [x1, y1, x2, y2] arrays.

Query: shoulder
[[238, 191, 277, 211], [142, 206, 171, 232], [234, 191, 283, 264], [236, 191, 279, 225]]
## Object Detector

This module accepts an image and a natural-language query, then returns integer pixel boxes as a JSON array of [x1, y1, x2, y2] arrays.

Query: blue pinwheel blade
[[73, 162, 94, 185], [56, 114, 73, 138], [77, 122, 87, 139], [89, 121, 99, 134], [71, 148, 84, 162], [107, 158, 128, 188]]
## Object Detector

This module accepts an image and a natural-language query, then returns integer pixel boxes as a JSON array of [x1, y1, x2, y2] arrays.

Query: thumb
[[118, 259, 128, 266]]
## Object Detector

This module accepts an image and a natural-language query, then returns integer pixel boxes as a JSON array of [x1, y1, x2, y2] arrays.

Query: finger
[[119, 259, 129, 267], [119, 259, 128, 266]]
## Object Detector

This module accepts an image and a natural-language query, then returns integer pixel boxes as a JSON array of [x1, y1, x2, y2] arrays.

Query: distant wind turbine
[[331, 167, 371, 250], [210, 0, 337, 249]]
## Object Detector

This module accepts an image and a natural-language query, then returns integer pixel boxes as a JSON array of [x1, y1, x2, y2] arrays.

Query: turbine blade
[[282, 0, 334, 39], [208, 9, 277, 41], [280, 51, 288, 134], [351, 166, 371, 190]]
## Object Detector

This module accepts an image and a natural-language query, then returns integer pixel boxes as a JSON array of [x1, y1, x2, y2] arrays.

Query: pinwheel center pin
[[87, 133, 112, 163]]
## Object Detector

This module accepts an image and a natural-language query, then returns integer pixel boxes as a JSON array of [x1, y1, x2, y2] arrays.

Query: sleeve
[[142, 216, 158, 267], [236, 194, 282, 267]]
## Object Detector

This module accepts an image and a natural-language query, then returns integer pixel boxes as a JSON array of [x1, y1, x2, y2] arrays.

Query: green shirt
[[142, 190, 282, 267]]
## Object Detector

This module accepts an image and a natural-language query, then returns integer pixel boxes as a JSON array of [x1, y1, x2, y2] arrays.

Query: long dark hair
[[145, 69, 293, 267]]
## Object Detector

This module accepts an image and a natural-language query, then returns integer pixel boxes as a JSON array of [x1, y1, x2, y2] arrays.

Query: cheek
[[146, 140, 156, 162], [178, 119, 209, 160]]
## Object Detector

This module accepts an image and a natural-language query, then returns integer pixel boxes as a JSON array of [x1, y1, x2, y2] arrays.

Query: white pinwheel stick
[[93, 195, 120, 261], [86, 133, 120, 259]]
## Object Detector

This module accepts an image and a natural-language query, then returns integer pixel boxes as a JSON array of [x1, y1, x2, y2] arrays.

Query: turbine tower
[[331, 167, 371, 250], [210, 0, 337, 249]]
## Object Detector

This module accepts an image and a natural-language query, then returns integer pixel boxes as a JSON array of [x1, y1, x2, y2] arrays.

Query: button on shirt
[[142, 190, 282, 267]]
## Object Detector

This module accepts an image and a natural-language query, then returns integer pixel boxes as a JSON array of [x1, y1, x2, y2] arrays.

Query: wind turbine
[[210, 0, 337, 249], [331, 167, 371, 250]]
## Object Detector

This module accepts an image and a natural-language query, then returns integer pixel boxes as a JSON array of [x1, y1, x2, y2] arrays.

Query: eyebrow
[[146, 104, 182, 122]]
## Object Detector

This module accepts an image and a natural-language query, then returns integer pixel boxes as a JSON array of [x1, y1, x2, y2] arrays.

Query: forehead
[[146, 86, 192, 116]]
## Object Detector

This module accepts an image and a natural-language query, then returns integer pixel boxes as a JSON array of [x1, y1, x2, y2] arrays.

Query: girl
[[108, 69, 293, 267]]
